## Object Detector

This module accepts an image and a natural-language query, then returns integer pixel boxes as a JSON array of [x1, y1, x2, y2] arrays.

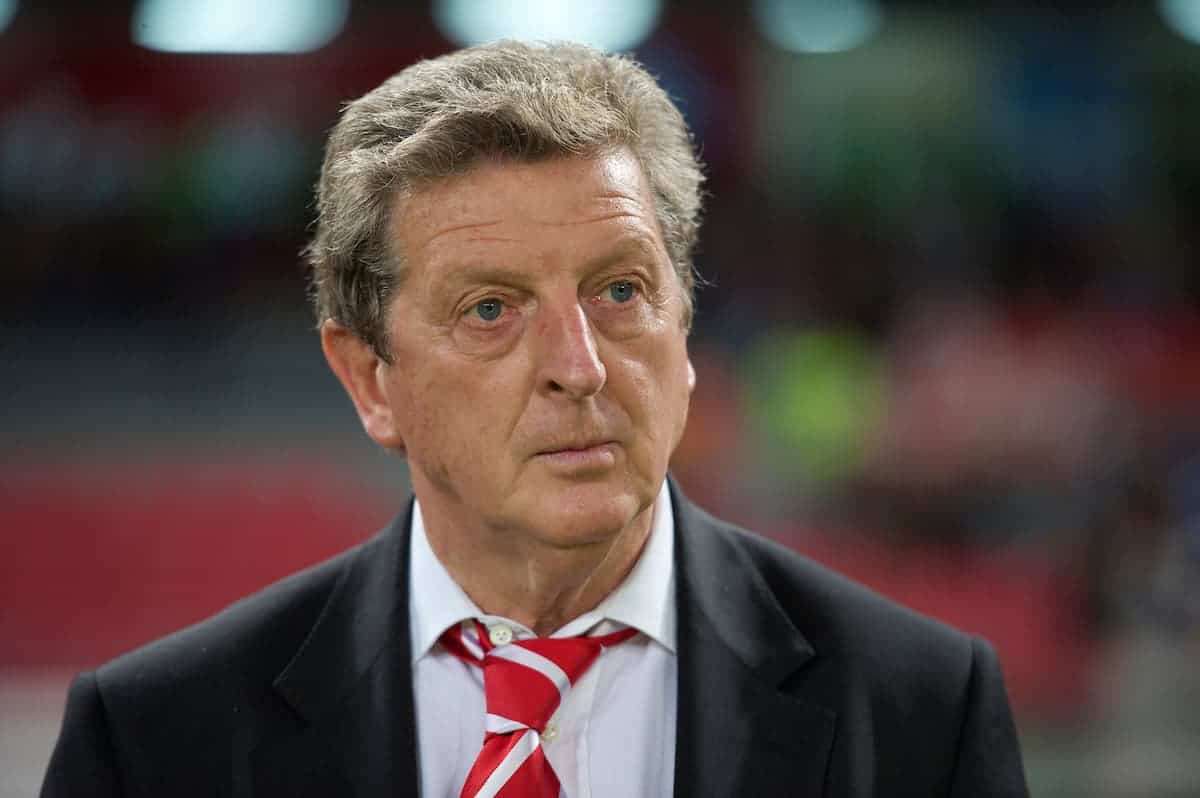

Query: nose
[[535, 298, 607, 400]]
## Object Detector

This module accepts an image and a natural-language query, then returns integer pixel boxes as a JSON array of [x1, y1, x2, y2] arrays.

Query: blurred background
[[2, 0, 1199, 795]]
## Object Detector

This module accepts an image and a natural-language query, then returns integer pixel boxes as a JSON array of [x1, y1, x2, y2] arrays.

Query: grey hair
[[304, 40, 705, 360]]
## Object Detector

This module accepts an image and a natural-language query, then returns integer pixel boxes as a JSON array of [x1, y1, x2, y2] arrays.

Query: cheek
[[398, 363, 467, 447], [657, 339, 694, 442], [407, 356, 531, 457], [619, 338, 692, 436]]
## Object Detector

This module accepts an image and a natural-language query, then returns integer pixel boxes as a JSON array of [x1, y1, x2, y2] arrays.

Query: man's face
[[378, 149, 693, 549]]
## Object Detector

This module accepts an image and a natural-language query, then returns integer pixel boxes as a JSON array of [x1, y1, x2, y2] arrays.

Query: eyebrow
[[582, 236, 660, 272], [436, 263, 528, 293], [436, 235, 661, 293]]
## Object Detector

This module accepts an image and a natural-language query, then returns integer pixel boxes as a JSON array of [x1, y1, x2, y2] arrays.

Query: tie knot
[[439, 620, 637, 732]]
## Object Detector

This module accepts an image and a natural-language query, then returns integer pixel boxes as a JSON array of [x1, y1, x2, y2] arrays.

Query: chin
[[524, 479, 651, 548]]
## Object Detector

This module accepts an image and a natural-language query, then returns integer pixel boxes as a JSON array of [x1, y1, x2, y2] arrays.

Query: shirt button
[[487, 624, 513, 646], [541, 721, 559, 744]]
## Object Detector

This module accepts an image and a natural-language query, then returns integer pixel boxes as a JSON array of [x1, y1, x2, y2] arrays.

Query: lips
[[536, 439, 614, 456], [533, 439, 619, 471]]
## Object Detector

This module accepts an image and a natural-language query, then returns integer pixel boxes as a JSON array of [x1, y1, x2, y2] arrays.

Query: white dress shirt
[[409, 482, 678, 798]]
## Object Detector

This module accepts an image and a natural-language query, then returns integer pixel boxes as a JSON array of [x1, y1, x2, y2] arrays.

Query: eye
[[606, 280, 637, 303], [472, 298, 504, 322]]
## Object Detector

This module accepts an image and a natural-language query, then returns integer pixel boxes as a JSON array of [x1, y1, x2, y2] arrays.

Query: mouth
[[534, 440, 618, 470], [536, 438, 614, 455]]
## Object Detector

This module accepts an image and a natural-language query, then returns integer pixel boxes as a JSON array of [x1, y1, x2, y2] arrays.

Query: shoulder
[[739, 523, 973, 656], [679, 496, 983, 687], [44, 525, 402, 795], [720, 520, 1025, 793], [94, 527, 387, 706]]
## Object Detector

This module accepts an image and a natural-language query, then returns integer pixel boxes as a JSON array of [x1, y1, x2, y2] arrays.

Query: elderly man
[[42, 42, 1028, 797]]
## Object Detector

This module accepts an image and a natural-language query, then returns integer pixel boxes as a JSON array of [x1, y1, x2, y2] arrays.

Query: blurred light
[[745, 329, 883, 485], [751, 0, 882, 54], [0, 0, 17, 36], [132, 0, 348, 54], [1160, 0, 1200, 45], [433, 0, 662, 52]]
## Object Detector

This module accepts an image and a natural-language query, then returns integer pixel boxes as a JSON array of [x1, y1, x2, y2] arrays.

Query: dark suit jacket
[[42, 483, 1029, 796]]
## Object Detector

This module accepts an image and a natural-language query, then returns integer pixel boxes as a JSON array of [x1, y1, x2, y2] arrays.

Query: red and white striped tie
[[439, 619, 638, 798]]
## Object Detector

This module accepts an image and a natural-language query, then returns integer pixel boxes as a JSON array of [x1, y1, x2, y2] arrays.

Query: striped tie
[[439, 619, 638, 798]]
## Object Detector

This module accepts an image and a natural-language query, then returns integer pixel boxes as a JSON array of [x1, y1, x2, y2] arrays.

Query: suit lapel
[[671, 483, 837, 798], [252, 505, 419, 797]]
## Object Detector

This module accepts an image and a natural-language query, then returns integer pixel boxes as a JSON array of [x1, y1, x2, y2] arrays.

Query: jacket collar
[[273, 502, 412, 720], [671, 480, 816, 678], [670, 480, 836, 798], [255, 504, 417, 797]]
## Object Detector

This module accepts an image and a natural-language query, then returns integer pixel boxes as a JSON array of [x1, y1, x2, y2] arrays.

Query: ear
[[320, 319, 406, 452], [687, 357, 696, 394]]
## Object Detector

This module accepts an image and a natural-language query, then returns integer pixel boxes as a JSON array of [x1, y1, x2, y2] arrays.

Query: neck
[[419, 499, 655, 636]]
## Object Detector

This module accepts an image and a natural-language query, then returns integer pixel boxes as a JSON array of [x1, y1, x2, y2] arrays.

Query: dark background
[[2, 1, 1199, 795]]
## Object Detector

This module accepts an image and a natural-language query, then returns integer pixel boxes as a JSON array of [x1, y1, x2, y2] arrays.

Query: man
[[42, 41, 1028, 796]]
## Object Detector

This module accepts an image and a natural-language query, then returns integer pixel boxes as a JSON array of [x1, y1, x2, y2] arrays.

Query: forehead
[[389, 149, 665, 284]]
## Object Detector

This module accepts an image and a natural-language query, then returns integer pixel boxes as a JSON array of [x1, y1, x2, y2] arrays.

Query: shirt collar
[[408, 481, 677, 663]]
